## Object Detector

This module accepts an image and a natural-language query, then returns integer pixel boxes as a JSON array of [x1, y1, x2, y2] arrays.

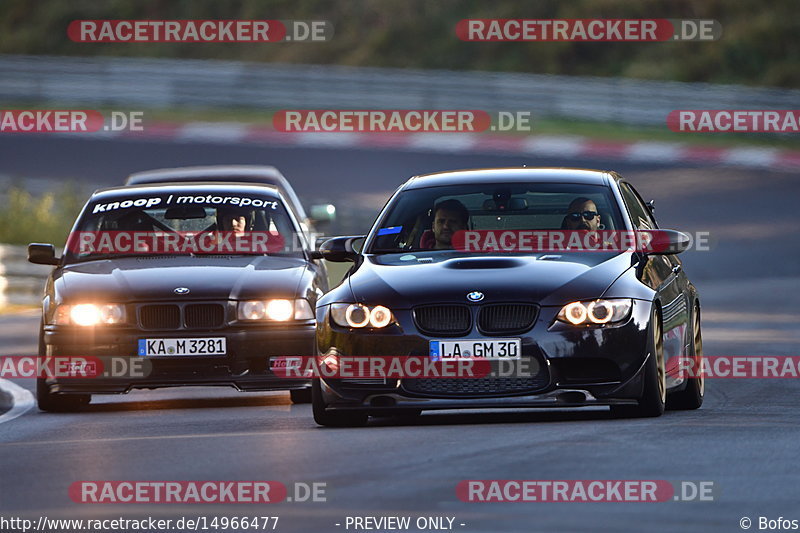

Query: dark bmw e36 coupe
[[312, 168, 703, 426], [29, 182, 328, 411]]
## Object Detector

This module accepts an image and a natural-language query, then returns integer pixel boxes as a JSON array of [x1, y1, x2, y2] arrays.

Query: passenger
[[562, 197, 602, 231]]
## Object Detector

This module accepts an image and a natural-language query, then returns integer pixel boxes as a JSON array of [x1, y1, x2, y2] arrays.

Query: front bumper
[[42, 323, 315, 394], [317, 379, 643, 412], [315, 300, 653, 412]]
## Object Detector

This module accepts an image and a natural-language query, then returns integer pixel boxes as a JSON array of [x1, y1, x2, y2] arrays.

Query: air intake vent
[[478, 304, 538, 335], [184, 304, 225, 328], [413, 305, 471, 336], [139, 305, 181, 330], [404, 359, 549, 396]]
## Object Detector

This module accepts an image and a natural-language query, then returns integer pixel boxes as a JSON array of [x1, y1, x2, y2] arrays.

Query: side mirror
[[643, 230, 691, 255], [28, 243, 60, 265], [308, 235, 331, 259], [309, 204, 336, 224], [646, 200, 655, 212], [314, 234, 329, 250], [312, 235, 364, 262]]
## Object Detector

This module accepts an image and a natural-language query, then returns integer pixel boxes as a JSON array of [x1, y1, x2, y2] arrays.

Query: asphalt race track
[[1, 134, 799, 532]]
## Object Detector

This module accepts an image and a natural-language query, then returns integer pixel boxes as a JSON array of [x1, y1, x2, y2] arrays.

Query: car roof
[[90, 182, 284, 201], [124, 165, 307, 219], [402, 167, 617, 190], [125, 165, 286, 185]]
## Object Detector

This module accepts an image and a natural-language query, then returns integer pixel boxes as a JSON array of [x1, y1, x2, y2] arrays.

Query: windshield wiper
[[69, 253, 177, 263], [367, 249, 408, 255]]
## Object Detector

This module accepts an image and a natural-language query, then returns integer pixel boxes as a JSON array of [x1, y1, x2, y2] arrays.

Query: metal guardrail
[[0, 244, 51, 307], [0, 54, 798, 126]]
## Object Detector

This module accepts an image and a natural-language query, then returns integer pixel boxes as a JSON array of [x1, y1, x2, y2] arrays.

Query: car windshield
[[367, 182, 625, 253], [64, 190, 305, 263]]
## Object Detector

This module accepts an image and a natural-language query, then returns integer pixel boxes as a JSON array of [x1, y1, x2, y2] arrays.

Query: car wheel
[[667, 304, 704, 410], [289, 387, 312, 404], [612, 307, 666, 418], [311, 380, 368, 427], [36, 325, 90, 412]]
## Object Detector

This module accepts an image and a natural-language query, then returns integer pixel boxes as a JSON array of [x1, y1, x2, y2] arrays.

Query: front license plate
[[138, 337, 226, 357], [429, 339, 521, 360]]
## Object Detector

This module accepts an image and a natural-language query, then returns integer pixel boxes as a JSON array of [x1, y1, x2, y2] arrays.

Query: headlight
[[237, 299, 314, 321], [557, 299, 632, 326], [330, 303, 396, 329], [53, 304, 126, 326]]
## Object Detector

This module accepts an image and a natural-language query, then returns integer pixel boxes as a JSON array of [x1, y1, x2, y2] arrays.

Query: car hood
[[345, 252, 636, 308], [55, 256, 308, 302]]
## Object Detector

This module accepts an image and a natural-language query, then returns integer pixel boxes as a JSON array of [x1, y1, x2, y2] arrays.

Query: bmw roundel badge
[[467, 291, 484, 302]]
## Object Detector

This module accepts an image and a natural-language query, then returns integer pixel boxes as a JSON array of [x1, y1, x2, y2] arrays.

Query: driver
[[430, 199, 469, 249], [217, 207, 254, 236]]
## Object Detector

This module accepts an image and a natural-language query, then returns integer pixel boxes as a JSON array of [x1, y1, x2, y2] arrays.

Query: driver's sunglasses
[[567, 211, 599, 221]]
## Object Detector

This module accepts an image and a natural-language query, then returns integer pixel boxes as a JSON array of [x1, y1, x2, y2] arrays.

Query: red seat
[[419, 230, 435, 249]]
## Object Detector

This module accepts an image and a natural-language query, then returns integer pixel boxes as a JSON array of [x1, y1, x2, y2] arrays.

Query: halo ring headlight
[[557, 299, 632, 326], [564, 302, 587, 325], [369, 305, 392, 328], [588, 300, 614, 324], [345, 304, 370, 328]]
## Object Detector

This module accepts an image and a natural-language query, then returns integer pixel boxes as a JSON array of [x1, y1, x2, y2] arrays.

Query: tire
[[612, 307, 665, 418], [311, 380, 368, 427], [667, 304, 704, 410], [289, 387, 312, 404], [36, 326, 90, 412]]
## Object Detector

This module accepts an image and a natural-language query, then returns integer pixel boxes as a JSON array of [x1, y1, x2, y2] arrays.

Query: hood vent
[[444, 257, 525, 270]]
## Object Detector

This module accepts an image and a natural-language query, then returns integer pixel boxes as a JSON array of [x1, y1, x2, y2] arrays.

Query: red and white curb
[[52, 121, 800, 171], [0, 378, 34, 424]]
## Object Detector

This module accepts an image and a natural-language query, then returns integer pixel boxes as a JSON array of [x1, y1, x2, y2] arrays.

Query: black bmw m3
[[313, 168, 703, 426], [29, 182, 327, 411]]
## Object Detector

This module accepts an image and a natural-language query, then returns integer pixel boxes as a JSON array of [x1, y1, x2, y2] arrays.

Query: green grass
[[0, 183, 86, 246], [141, 106, 800, 150], [531, 118, 800, 150], [324, 261, 352, 290], [61, 104, 800, 150], [5, 101, 796, 149]]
